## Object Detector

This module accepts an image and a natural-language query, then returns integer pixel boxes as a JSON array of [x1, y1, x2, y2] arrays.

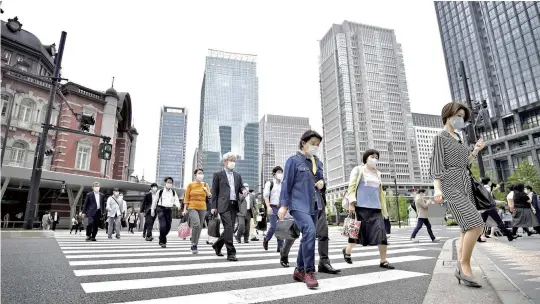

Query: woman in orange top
[[183, 168, 212, 254]]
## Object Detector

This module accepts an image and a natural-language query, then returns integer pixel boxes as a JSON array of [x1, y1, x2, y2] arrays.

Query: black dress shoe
[[244, 240, 249, 243], [280, 256, 289, 268], [91, 238, 97, 242], [318, 262, 341, 274], [85, 237, 91, 242], [477, 238, 486, 243], [251, 237, 259, 241], [161, 243, 167, 248], [212, 244, 224, 257], [227, 255, 238, 262]]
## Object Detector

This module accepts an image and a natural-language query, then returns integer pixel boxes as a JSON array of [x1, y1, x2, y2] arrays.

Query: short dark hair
[[514, 183, 525, 192], [298, 130, 323, 149], [441, 102, 471, 125], [508, 184, 515, 191], [150, 183, 158, 188], [272, 166, 283, 174], [193, 168, 204, 175], [481, 177, 491, 185], [525, 185, 534, 191], [112, 188, 119, 192], [362, 149, 380, 164], [164, 177, 174, 183], [418, 189, 426, 194]]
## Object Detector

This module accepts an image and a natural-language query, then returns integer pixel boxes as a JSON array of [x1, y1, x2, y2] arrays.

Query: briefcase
[[207, 214, 221, 238], [275, 219, 300, 240]]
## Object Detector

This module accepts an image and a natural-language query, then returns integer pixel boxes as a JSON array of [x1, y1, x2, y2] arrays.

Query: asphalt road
[[1, 225, 461, 304]]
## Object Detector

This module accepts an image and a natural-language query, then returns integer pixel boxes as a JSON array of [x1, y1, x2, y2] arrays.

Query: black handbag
[[275, 219, 300, 240], [468, 167, 494, 210], [207, 214, 221, 238]]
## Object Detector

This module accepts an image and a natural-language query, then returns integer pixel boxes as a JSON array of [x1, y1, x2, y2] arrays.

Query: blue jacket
[[279, 152, 324, 214]]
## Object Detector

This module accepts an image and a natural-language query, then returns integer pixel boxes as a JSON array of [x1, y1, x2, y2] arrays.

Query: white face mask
[[525, 189, 530, 194], [275, 173, 283, 180], [165, 183, 173, 189], [113, 191, 119, 197], [196, 174, 204, 181], [451, 116, 466, 130], [151, 187, 158, 193], [367, 158, 378, 167], [227, 161, 236, 170], [307, 145, 319, 156], [93, 187, 100, 192]]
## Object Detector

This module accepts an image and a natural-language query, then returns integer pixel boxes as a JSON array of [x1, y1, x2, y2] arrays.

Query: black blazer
[[211, 170, 245, 214], [82, 192, 105, 217], [141, 192, 153, 215]]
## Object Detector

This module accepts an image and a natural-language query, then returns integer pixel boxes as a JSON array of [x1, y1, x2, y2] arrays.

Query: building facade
[[259, 114, 310, 187], [197, 50, 259, 188], [319, 21, 422, 203], [412, 113, 443, 183], [435, 1, 540, 181], [155, 106, 187, 188], [1, 17, 139, 224]]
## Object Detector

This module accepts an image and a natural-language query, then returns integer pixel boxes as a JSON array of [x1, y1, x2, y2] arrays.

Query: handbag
[[275, 219, 300, 240], [177, 222, 191, 239], [342, 214, 361, 239], [207, 214, 221, 238], [468, 167, 494, 210]]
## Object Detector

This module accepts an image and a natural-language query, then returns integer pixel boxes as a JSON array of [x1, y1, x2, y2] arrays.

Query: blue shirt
[[356, 175, 381, 209], [279, 152, 324, 214]]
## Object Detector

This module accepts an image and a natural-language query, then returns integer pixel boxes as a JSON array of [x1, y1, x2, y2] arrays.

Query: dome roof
[[130, 126, 138, 134], [105, 87, 118, 96], [1, 18, 55, 66]]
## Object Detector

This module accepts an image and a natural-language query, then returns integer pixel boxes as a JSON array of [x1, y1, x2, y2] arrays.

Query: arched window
[[18, 99, 33, 123], [11, 141, 27, 165]]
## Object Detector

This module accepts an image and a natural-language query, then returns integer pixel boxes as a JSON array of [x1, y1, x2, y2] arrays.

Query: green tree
[[386, 195, 409, 222], [470, 162, 507, 201], [508, 161, 540, 192]]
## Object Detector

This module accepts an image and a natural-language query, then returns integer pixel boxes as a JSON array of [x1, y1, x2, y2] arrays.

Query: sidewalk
[[424, 237, 537, 304]]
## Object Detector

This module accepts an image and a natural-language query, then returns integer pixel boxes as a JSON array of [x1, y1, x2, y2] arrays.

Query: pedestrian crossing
[[54, 230, 445, 303]]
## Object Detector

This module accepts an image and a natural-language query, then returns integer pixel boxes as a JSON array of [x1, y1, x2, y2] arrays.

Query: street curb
[[473, 245, 535, 304], [0, 230, 55, 238]]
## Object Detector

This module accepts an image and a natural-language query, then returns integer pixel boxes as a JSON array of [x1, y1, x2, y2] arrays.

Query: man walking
[[142, 183, 159, 241], [83, 182, 105, 241], [237, 183, 256, 243], [263, 166, 284, 252], [151, 178, 180, 248], [106, 188, 124, 239], [410, 189, 440, 243], [211, 152, 246, 262]]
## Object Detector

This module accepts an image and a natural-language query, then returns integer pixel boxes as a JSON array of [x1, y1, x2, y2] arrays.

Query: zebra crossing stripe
[[65, 242, 440, 259], [109, 269, 427, 304], [81, 255, 433, 293], [72, 248, 428, 274]]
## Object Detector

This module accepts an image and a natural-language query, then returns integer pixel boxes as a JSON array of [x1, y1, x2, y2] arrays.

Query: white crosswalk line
[[110, 269, 427, 304], [82, 255, 433, 293]]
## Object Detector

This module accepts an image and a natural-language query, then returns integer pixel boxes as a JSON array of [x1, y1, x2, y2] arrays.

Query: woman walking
[[183, 168, 212, 254], [128, 212, 137, 234], [431, 102, 485, 288], [343, 149, 394, 270], [510, 183, 540, 236], [278, 130, 324, 289]]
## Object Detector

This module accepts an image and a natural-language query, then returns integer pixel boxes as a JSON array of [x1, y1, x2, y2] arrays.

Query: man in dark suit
[[141, 183, 158, 241], [236, 183, 256, 243], [82, 182, 105, 241], [211, 152, 246, 261]]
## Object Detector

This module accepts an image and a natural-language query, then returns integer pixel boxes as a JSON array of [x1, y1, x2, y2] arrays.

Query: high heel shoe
[[456, 261, 482, 288]]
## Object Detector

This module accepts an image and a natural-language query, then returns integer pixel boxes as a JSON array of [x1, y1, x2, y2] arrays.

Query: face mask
[[151, 187, 158, 192], [307, 145, 319, 156], [165, 183, 173, 189], [227, 162, 236, 170], [113, 191, 119, 196], [93, 187, 100, 192], [525, 189, 530, 194], [275, 173, 283, 180], [367, 158, 378, 167], [244, 187, 249, 192], [196, 174, 204, 181], [451, 116, 466, 130]]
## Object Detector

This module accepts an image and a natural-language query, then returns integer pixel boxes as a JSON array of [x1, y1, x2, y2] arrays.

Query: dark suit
[[83, 192, 105, 239], [211, 169, 245, 255], [236, 193, 256, 241], [141, 192, 155, 238]]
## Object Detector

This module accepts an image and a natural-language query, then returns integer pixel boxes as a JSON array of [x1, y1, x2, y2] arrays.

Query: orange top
[[184, 182, 209, 210]]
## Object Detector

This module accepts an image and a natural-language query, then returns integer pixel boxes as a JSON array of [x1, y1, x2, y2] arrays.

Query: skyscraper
[[435, 1, 540, 180], [198, 50, 259, 188], [412, 113, 443, 183], [259, 115, 311, 187], [155, 106, 187, 188], [319, 21, 421, 199]]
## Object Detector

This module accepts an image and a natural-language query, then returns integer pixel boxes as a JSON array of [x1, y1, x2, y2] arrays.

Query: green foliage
[[386, 195, 409, 222], [508, 161, 540, 192], [334, 197, 344, 214], [445, 219, 458, 226]]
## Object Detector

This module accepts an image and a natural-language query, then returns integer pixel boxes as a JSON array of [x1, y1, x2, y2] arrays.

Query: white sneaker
[[432, 238, 440, 243], [411, 238, 419, 243]]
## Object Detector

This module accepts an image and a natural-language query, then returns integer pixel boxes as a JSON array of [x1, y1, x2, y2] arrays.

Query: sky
[[3, 0, 452, 188]]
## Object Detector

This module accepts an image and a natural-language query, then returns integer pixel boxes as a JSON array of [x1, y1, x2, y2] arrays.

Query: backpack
[[157, 189, 177, 206]]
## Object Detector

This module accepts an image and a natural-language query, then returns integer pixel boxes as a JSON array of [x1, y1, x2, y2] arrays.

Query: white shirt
[[263, 179, 282, 206], [506, 191, 514, 202], [246, 195, 251, 210], [151, 189, 180, 210], [94, 192, 100, 209]]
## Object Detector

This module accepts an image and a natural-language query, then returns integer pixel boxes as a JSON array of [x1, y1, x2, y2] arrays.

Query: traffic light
[[98, 142, 112, 160], [61, 181, 66, 194], [79, 113, 95, 132], [44, 149, 54, 156]]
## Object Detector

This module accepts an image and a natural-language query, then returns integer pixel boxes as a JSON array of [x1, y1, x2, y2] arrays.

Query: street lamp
[[1, 88, 27, 167]]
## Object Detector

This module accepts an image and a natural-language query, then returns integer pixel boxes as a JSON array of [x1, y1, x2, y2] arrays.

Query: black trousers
[[236, 210, 252, 241], [411, 218, 436, 240], [215, 203, 238, 255], [143, 212, 156, 238], [480, 208, 510, 239], [157, 206, 172, 244], [86, 209, 101, 239]]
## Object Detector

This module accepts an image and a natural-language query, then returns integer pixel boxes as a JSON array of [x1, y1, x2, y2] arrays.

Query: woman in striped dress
[[431, 102, 486, 288]]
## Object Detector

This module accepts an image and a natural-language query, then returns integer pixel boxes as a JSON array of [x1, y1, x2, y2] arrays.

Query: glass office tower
[[197, 50, 259, 188], [155, 106, 187, 188]]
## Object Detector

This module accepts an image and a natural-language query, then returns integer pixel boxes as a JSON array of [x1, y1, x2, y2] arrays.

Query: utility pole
[[23, 32, 67, 230], [387, 142, 401, 228], [460, 60, 486, 177]]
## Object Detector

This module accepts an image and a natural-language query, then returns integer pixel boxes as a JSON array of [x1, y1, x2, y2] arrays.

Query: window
[[1, 95, 9, 116], [75, 141, 91, 170], [10, 142, 26, 165], [2, 51, 12, 64], [18, 99, 32, 123]]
